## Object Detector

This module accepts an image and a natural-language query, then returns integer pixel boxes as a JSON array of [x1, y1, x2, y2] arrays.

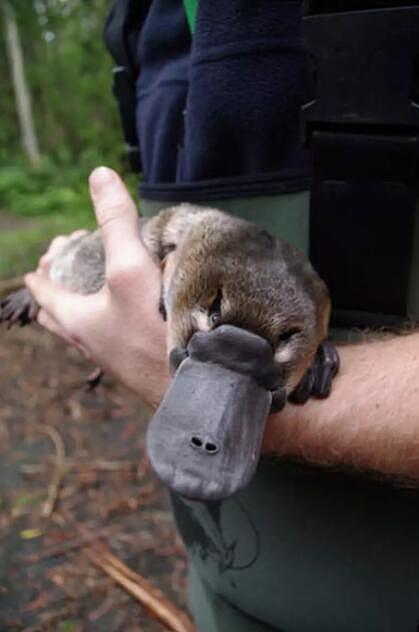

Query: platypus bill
[[0, 204, 339, 500]]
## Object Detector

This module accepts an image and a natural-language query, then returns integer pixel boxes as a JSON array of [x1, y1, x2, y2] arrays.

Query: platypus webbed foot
[[0, 289, 39, 328], [270, 387, 287, 413], [288, 341, 340, 405]]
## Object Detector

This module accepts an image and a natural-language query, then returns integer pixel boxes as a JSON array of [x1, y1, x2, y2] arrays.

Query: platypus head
[[147, 211, 331, 501]]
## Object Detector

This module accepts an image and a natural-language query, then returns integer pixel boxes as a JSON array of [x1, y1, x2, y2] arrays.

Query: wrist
[[262, 335, 419, 481]]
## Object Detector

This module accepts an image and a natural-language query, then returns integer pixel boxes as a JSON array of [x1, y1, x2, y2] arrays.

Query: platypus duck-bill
[[0, 204, 339, 500]]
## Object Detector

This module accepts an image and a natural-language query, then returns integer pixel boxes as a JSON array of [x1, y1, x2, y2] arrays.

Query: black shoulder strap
[[103, 0, 152, 172]]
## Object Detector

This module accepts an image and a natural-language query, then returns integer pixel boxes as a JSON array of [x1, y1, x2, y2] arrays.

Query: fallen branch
[[85, 547, 195, 632], [21, 457, 138, 473], [35, 424, 66, 518], [68, 458, 137, 472]]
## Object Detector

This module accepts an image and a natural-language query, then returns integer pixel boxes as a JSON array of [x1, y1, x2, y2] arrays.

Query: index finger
[[24, 271, 91, 329], [89, 167, 146, 271]]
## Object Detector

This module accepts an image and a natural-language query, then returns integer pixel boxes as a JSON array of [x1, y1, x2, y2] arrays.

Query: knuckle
[[70, 229, 88, 239], [97, 198, 129, 224], [49, 235, 67, 249], [37, 309, 47, 327], [38, 255, 50, 271], [106, 262, 142, 292]]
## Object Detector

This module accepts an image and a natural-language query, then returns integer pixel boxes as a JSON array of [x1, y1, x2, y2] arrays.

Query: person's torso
[[135, 2, 419, 630]]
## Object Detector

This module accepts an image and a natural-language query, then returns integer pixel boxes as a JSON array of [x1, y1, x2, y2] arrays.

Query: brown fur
[[137, 205, 328, 389], [46, 203, 330, 391]]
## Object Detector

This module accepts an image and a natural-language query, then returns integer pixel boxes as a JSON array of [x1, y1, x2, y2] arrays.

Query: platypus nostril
[[190, 436, 219, 454], [190, 435, 203, 449], [204, 441, 219, 454]]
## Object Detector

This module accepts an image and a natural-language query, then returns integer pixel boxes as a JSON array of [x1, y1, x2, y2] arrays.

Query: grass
[[0, 160, 138, 279], [0, 212, 95, 279]]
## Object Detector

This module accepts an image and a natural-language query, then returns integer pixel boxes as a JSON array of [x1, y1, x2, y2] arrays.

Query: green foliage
[[0, 159, 140, 278], [60, 621, 78, 632], [1, 0, 124, 167], [0, 161, 91, 218], [0, 214, 93, 279], [0, 1, 141, 278], [0, 159, 97, 278]]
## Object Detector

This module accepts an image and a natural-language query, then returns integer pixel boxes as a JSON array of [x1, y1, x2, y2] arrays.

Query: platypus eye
[[277, 327, 302, 345], [209, 289, 223, 326]]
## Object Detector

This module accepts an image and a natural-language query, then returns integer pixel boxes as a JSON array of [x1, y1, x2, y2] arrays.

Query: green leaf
[[15, 492, 44, 507], [20, 528, 42, 540]]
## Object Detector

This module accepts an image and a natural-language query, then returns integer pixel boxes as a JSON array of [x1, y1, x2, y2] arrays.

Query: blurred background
[[0, 0, 134, 280], [0, 3, 189, 630]]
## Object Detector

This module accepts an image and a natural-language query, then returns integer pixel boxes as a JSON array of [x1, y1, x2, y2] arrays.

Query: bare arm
[[25, 167, 419, 482], [25, 167, 170, 410], [264, 333, 419, 481]]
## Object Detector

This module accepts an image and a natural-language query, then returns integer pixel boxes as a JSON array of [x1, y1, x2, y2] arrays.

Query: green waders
[[104, 0, 419, 624], [141, 192, 419, 632]]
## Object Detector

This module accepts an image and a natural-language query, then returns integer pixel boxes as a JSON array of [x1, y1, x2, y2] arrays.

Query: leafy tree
[[0, 0, 123, 169], [0, 1, 134, 278], [2, 0, 41, 166]]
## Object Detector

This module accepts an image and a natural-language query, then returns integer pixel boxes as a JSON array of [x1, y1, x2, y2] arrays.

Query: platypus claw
[[270, 387, 287, 412], [0, 289, 38, 328], [288, 340, 340, 405]]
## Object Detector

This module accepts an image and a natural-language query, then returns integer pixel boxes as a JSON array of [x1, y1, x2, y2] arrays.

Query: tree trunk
[[2, 0, 41, 166]]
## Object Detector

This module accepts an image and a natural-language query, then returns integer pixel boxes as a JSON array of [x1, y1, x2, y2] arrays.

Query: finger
[[40, 230, 89, 273], [37, 308, 91, 357], [37, 308, 72, 343], [38, 254, 51, 273], [89, 167, 147, 274], [45, 235, 69, 260], [25, 272, 89, 328], [69, 229, 89, 240]]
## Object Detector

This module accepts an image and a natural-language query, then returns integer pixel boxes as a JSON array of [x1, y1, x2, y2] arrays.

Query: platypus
[[0, 204, 339, 500]]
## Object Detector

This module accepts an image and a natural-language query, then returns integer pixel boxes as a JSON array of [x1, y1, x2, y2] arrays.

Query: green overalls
[[142, 192, 419, 632], [130, 0, 419, 627]]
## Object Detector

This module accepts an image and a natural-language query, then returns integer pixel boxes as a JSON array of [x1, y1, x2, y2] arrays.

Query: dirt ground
[[0, 326, 189, 631]]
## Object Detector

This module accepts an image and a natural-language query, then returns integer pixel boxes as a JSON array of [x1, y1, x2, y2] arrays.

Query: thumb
[[89, 167, 148, 276]]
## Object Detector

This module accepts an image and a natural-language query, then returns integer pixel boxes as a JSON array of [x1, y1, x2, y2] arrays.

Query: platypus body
[[1, 204, 339, 500]]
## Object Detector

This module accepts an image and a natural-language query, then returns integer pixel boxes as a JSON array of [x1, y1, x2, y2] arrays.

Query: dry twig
[[85, 547, 195, 632], [24, 524, 119, 564], [21, 457, 138, 473], [35, 424, 66, 518]]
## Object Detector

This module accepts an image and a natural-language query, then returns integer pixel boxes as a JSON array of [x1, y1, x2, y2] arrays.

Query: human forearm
[[27, 169, 419, 481], [263, 332, 419, 481]]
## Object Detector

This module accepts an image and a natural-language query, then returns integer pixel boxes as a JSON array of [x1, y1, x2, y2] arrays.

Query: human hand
[[25, 167, 169, 409]]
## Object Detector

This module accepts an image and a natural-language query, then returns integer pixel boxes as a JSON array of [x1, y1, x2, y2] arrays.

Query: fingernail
[[89, 166, 117, 195]]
